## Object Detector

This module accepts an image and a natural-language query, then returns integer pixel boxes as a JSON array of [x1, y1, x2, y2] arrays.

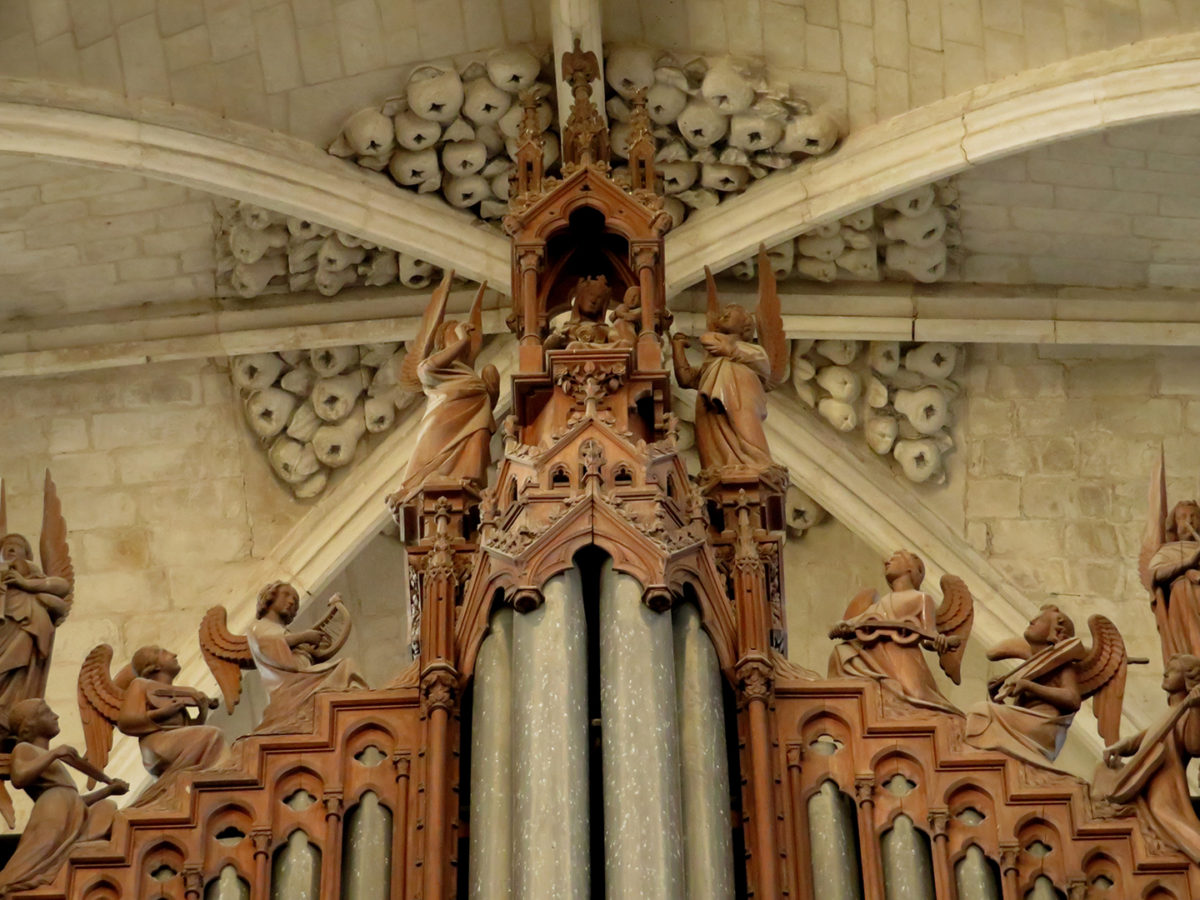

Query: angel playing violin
[[0, 472, 74, 743], [395, 272, 499, 497], [1139, 450, 1200, 665], [670, 245, 788, 471], [828, 550, 974, 716], [77, 644, 229, 810], [965, 604, 1127, 771], [200, 583, 366, 735]]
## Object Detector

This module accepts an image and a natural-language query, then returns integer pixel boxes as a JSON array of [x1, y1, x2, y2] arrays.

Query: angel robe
[[828, 588, 961, 716], [247, 618, 366, 734], [964, 638, 1084, 770], [0, 743, 115, 893], [402, 358, 495, 490], [0, 575, 65, 736], [694, 338, 773, 470], [1149, 540, 1200, 660]]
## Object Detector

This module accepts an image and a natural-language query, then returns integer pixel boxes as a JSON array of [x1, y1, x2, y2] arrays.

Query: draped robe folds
[[0, 745, 115, 893], [247, 618, 366, 734], [0, 578, 65, 736], [694, 339, 773, 470], [402, 359, 495, 490], [828, 588, 960, 716], [964, 638, 1084, 770], [1149, 540, 1200, 660]]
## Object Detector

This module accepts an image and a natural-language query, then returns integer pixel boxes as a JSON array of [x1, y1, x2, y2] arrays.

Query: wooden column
[[928, 809, 956, 900], [854, 775, 884, 900], [392, 753, 412, 900], [320, 791, 344, 899], [786, 744, 812, 900], [251, 828, 272, 900], [999, 844, 1020, 900]]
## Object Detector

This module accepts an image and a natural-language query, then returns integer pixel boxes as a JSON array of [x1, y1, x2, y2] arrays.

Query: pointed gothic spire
[[561, 37, 609, 170]]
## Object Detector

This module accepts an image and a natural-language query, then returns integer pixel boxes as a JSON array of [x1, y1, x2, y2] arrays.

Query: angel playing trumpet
[[829, 550, 974, 716], [77, 644, 229, 810], [200, 582, 366, 735], [965, 605, 1127, 770], [670, 245, 788, 471], [1140, 449, 1200, 665], [395, 272, 499, 497]]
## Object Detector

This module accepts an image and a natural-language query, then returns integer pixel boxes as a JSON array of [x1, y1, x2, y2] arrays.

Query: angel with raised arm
[[395, 273, 499, 497], [964, 605, 1127, 770], [670, 245, 787, 471], [1140, 450, 1200, 665], [200, 583, 366, 735], [0, 698, 127, 895], [78, 644, 228, 810], [0, 472, 74, 742], [828, 550, 974, 716]]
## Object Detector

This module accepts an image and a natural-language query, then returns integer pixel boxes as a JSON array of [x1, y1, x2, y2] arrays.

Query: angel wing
[[39, 470, 74, 596], [1077, 614, 1128, 746], [199, 606, 255, 713], [703, 265, 721, 332], [1139, 446, 1167, 592], [0, 477, 6, 536], [77, 644, 133, 785], [842, 587, 877, 620], [754, 244, 788, 386], [397, 269, 454, 392], [466, 281, 487, 365], [935, 574, 975, 684]]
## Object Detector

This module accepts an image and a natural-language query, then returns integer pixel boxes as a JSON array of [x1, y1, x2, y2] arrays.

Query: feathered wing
[[39, 470, 74, 596], [199, 607, 255, 713], [704, 265, 721, 332], [1078, 614, 1129, 746], [466, 281, 487, 365], [1139, 445, 1167, 591], [0, 477, 6, 536], [77, 644, 128, 785], [842, 588, 877, 621], [397, 269, 455, 392], [754, 244, 788, 385], [935, 574, 975, 684]]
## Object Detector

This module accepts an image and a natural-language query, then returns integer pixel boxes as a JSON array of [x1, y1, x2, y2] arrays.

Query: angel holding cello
[[395, 272, 499, 497], [670, 245, 788, 472], [200, 582, 365, 735]]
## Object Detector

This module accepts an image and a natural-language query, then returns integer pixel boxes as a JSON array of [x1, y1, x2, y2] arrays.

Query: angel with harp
[[670, 245, 788, 471], [199, 582, 365, 735], [77, 644, 228, 810], [395, 272, 499, 496], [965, 605, 1127, 771], [1139, 449, 1200, 665], [0, 472, 74, 743], [828, 550, 974, 717]]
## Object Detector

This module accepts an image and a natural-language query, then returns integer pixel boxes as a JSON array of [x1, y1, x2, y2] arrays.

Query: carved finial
[[626, 87, 657, 195], [561, 37, 610, 169], [510, 89, 547, 199]]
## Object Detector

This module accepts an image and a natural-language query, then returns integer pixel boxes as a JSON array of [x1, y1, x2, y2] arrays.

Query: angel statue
[[1099, 653, 1200, 862], [670, 245, 787, 471], [1140, 451, 1200, 664], [544, 275, 626, 349], [0, 472, 74, 742], [396, 272, 499, 497], [200, 582, 366, 735], [0, 698, 127, 895], [77, 644, 229, 810], [828, 550, 974, 716], [964, 605, 1127, 771]]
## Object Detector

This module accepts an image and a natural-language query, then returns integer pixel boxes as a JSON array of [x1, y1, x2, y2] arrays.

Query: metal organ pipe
[[269, 830, 320, 900], [880, 814, 936, 900], [673, 602, 735, 900], [340, 791, 392, 900], [807, 780, 865, 900], [955, 845, 1002, 900], [512, 569, 590, 899], [470, 607, 514, 899], [205, 865, 249, 900]]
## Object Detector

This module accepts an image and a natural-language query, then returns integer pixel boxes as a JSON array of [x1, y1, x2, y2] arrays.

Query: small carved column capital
[[928, 808, 949, 839], [737, 658, 774, 703], [510, 585, 545, 612], [854, 775, 876, 809], [786, 743, 803, 771], [1066, 878, 1087, 900], [999, 843, 1020, 875], [422, 668, 458, 713], [251, 827, 272, 859], [323, 791, 344, 822], [392, 750, 412, 780], [641, 584, 674, 612], [183, 865, 203, 900]]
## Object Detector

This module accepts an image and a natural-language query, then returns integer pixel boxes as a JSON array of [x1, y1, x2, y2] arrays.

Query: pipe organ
[[6, 45, 1200, 900]]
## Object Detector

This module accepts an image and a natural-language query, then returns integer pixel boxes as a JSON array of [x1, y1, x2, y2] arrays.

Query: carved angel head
[[10, 697, 57, 742], [131, 646, 180, 680], [256, 581, 300, 623], [1166, 500, 1200, 542], [713, 304, 754, 340], [572, 276, 611, 321], [0, 533, 31, 564], [1026, 604, 1075, 645], [883, 550, 924, 589]]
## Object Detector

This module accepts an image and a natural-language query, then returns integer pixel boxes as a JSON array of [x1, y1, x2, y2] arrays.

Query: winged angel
[[77, 644, 228, 809], [1139, 449, 1200, 665], [199, 582, 365, 735], [0, 472, 73, 742], [965, 605, 1127, 771], [396, 272, 499, 497], [670, 245, 788, 471], [828, 550, 974, 716]]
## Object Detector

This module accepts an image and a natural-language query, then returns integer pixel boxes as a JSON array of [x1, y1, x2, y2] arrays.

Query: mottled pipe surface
[[341, 791, 392, 900], [270, 830, 321, 900], [513, 570, 590, 900], [880, 815, 935, 900], [470, 608, 514, 900], [1025, 875, 1062, 900], [807, 780, 864, 900], [205, 865, 249, 900], [600, 562, 685, 899], [955, 845, 1001, 900], [673, 603, 734, 900]]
